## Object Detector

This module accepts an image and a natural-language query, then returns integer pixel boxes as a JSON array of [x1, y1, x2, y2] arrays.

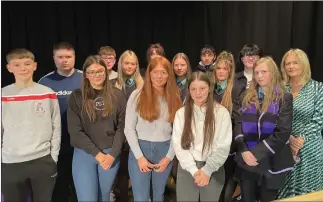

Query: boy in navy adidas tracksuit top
[[38, 42, 82, 202]]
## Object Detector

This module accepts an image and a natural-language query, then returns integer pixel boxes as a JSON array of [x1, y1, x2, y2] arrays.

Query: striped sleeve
[[251, 93, 293, 161], [232, 91, 249, 153]]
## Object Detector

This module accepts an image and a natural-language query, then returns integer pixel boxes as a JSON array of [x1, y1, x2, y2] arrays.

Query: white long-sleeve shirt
[[172, 103, 232, 177]]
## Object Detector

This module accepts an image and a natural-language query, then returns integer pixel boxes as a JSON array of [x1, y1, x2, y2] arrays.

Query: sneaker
[[110, 190, 116, 202], [232, 194, 241, 201]]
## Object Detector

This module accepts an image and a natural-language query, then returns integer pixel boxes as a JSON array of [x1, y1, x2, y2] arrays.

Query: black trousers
[[51, 150, 77, 202], [219, 155, 238, 202], [240, 179, 277, 202], [2, 154, 57, 202], [171, 156, 179, 183], [113, 149, 130, 202]]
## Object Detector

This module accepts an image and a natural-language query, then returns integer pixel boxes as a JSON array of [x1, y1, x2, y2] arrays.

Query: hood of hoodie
[[108, 70, 118, 80], [197, 61, 215, 71]]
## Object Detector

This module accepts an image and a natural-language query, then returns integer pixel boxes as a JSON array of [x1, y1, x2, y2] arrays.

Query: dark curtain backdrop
[[2, 1, 323, 86]]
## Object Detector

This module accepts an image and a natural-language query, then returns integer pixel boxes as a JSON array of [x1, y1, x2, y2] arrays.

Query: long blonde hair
[[116, 50, 144, 90], [213, 51, 235, 113], [242, 57, 286, 112], [280, 48, 311, 85]]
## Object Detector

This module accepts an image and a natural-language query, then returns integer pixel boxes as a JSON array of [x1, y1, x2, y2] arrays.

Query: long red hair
[[136, 56, 181, 123]]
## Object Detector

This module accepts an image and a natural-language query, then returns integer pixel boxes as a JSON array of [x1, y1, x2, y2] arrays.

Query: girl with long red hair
[[124, 56, 182, 202]]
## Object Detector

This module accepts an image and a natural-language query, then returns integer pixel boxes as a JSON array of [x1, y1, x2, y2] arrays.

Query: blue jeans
[[128, 139, 173, 202], [72, 148, 120, 202]]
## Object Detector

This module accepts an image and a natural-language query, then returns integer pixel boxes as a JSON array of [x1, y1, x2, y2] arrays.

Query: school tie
[[125, 79, 134, 88], [177, 81, 184, 90], [215, 84, 224, 95], [258, 91, 265, 100]]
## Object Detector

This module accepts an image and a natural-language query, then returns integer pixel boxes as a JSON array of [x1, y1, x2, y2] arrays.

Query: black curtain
[[2, 1, 323, 86]]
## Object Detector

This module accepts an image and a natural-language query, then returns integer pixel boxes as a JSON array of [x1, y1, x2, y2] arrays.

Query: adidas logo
[[56, 90, 72, 96]]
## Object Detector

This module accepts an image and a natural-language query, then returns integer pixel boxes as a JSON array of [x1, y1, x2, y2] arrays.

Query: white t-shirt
[[244, 71, 253, 89]]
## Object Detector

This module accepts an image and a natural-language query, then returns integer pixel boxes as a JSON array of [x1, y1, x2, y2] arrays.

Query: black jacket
[[179, 82, 188, 104], [233, 92, 295, 189], [195, 62, 215, 78], [214, 82, 244, 155], [234, 71, 248, 95]]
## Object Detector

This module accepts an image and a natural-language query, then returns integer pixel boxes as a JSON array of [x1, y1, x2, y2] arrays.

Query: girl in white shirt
[[172, 71, 232, 202]]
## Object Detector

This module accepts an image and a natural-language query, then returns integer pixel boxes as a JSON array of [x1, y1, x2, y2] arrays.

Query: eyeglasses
[[243, 55, 259, 60], [86, 70, 106, 77], [101, 56, 115, 61], [150, 71, 168, 77]]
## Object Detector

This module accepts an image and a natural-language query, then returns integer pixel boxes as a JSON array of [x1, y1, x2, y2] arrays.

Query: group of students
[[2, 42, 323, 202]]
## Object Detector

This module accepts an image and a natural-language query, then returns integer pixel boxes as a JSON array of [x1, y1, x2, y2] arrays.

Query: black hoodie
[[67, 87, 126, 158]]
